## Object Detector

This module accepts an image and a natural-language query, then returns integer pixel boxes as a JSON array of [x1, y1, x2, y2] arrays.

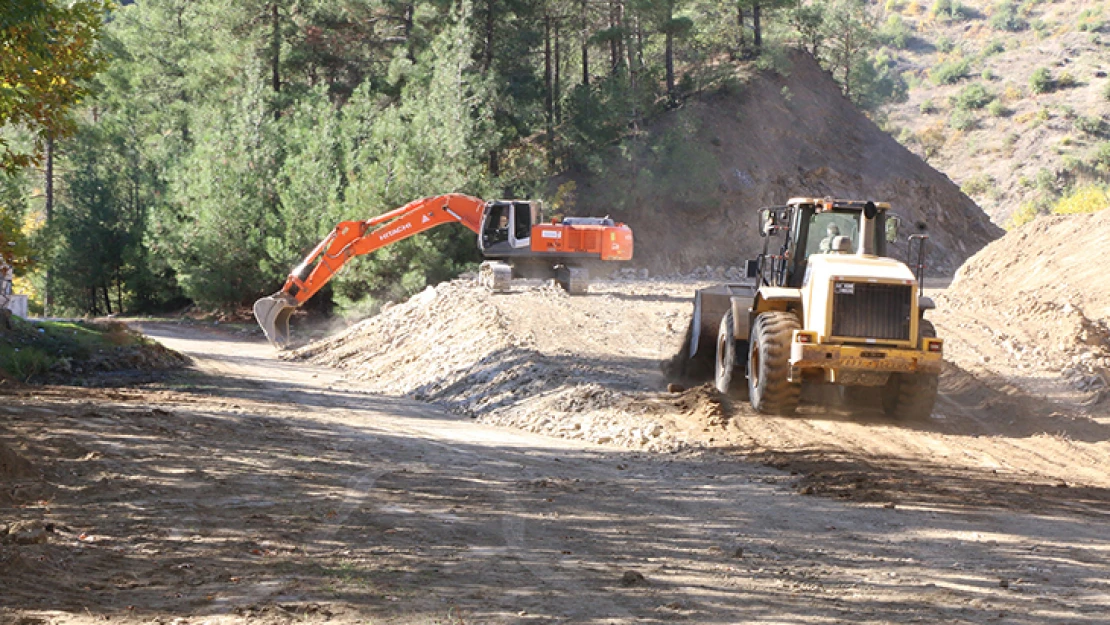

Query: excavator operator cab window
[[512, 201, 533, 243], [483, 203, 511, 247]]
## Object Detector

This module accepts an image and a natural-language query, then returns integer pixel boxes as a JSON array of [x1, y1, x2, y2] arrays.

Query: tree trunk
[[581, 0, 589, 86], [554, 21, 562, 122], [44, 136, 54, 318], [545, 14, 553, 140], [737, 4, 745, 54], [753, 3, 762, 50], [404, 2, 415, 61], [271, 2, 280, 94], [103, 284, 112, 316], [484, 0, 495, 72], [665, 30, 674, 95]]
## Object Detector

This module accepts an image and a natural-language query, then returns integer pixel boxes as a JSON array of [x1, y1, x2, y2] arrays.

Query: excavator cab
[[480, 201, 537, 254]]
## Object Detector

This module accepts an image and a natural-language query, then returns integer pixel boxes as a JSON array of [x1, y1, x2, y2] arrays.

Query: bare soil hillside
[[571, 51, 1001, 274], [934, 210, 1110, 403]]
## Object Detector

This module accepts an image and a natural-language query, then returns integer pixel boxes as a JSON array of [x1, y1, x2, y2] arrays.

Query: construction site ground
[[3, 261, 1110, 623]]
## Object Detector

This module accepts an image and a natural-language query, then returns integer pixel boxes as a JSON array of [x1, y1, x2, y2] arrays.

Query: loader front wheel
[[882, 320, 939, 420], [714, 310, 748, 398], [748, 311, 801, 415]]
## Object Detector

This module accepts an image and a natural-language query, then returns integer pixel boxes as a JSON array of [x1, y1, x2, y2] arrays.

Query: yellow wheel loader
[[679, 198, 943, 419]]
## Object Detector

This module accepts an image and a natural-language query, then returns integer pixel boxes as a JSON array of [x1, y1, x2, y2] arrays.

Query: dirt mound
[[934, 211, 1110, 402], [0, 441, 35, 480], [570, 50, 1001, 275], [289, 278, 719, 451]]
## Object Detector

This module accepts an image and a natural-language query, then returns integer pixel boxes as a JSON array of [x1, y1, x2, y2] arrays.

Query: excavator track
[[479, 261, 512, 293], [557, 265, 589, 294]]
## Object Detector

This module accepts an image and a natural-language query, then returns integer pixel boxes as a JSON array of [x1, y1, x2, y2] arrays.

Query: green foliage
[[0, 345, 53, 380], [1096, 142, 1110, 169], [981, 39, 1006, 56], [0, 171, 33, 273], [948, 108, 978, 131], [960, 173, 995, 197], [1029, 66, 1053, 93], [878, 14, 913, 49], [950, 83, 994, 110], [1104, 82, 1110, 101], [1074, 115, 1107, 137], [987, 99, 1007, 117], [990, 1, 1027, 32], [931, 57, 971, 85], [1007, 200, 1042, 228], [1056, 71, 1077, 89], [919, 98, 937, 114], [0, 0, 111, 174], [931, 0, 970, 21], [935, 36, 955, 53], [1077, 7, 1106, 32]]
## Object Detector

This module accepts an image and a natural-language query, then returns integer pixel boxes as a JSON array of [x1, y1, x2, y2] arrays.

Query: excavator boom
[[254, 194, 486, 347]]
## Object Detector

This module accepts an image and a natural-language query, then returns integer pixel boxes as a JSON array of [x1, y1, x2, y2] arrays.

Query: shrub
[[936, 36, 955, 53], [919, 98, 938, 114], [1074, 115, 1107, 137], [1052, 185, 1110, 215], [879, 14, 914, 48], [1104, 82, 1110, 101], [951, 83, 995, 110], [982, 68, 996, 81], [0, 346, 54, 381], [1096, 141, 1110, 168], [987, 100, 1007, 116], [949, 108, 978, 130], [990, 1, 1027, 31], [931, 0, 970, 21], [1077, 8, 1106, 33], [1007, 201, 1043, 229], [961, 174, 994, 196], [1029, 67, 1053, 93], [981, 39, 1006, 56], [931, 57, 971, 85], [1056, 71, 1077, 89]]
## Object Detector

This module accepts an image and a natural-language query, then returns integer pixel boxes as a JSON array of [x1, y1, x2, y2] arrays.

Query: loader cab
[[480, 200, 539, 254], [756, 199, 890, 288]]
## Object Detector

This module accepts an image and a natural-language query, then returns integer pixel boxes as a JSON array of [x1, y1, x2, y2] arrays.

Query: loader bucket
[[253, 293, 299, 349]]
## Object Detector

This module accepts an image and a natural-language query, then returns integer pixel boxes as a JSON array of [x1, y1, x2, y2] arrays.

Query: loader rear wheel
[[714, 310, 748, 398], [748, 311, 801, 415], [882, 319, 939, 420]]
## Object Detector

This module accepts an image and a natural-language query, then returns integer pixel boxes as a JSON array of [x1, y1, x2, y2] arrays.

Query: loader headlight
[[794, 331, 817, 344]]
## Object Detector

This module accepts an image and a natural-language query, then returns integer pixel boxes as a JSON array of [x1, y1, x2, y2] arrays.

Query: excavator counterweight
[[254, 193, 633, 348]]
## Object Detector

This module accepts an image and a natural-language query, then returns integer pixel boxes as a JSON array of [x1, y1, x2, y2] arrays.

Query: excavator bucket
[[253, 293, 299, 349]]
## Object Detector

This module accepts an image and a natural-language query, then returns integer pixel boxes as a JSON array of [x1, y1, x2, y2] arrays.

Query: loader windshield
[[805, 210, 861, 260]]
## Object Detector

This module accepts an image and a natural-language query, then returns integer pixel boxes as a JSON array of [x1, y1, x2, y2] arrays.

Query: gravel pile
[[288, 279, 701, 451]]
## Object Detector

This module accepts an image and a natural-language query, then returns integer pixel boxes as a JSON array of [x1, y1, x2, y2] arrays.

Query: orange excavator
[[253, 193, 634, 347]]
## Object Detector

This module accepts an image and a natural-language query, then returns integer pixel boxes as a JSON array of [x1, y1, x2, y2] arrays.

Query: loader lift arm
[[253, 194, 487, 348]]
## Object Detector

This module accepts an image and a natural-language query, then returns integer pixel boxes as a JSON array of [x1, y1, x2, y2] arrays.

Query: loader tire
[[714, 310, 748, 398], [748, 311, 801, 415], [882, 319, 939, 420]]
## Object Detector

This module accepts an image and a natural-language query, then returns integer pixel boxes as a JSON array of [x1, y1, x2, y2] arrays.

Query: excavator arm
[[253, 194, 487, 348]]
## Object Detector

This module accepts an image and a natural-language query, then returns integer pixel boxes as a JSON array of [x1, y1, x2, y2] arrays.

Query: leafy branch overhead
[[0, 0, 111, 174]]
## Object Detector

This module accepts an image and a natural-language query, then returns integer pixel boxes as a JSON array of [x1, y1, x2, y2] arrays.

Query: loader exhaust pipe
[[253, 293, 299, 349]]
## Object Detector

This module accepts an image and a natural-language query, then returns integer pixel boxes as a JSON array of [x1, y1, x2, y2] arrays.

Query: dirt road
[[3, 318, 1110, 624]]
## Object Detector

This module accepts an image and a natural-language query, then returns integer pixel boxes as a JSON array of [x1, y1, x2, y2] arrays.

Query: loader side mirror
[[745, 259, 759, 279], [864, 201, 878, 220]]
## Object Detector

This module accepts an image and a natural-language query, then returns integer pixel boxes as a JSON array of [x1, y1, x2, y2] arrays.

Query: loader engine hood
[[802, 254, 920, 347]]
